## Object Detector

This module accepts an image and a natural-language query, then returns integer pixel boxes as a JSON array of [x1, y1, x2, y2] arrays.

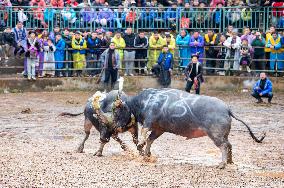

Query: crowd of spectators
[[0, 0, 284, 80], [0, 21, 284, 80], [0, 0, 283, 31]]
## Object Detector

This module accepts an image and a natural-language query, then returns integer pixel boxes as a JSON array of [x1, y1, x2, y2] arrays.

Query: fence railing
[[0, 6, 283, 32]]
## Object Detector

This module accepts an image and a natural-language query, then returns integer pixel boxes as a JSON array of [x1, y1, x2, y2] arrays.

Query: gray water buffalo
[[112, 88, 265, 168], [60, 90, 138, 156]]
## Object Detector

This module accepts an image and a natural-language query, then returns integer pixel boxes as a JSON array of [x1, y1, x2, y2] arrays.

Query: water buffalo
[[60, 90, 138, 156], [112, 88, 265, 168]]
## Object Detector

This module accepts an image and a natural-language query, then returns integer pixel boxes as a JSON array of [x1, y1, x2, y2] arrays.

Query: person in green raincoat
[[111, 31, 126, 68], [148, 31, 166, 70], [71, 31, 87, 76]]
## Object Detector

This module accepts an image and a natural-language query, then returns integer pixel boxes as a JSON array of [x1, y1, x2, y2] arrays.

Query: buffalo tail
[[58, 112, 84, 117], [229, 110, 266, 143]]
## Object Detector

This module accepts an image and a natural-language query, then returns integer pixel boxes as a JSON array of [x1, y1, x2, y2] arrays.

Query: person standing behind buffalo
[[184, 54, 204, 95], [251, 31, 266, 72], [176, 29, 190, 67], [148, 31, 166, 70], [251, 72, 273, 103], [54, 33, 66, 77], [134, 31, 148, 74], [204, 29, 218, 74], [87, 31, 102, 76], [100, 42, 120, 91], [1, 27, 15, 62], [189, 31, 205, 63], [153, 45, 173, 88], [62, 29, 72, 77], [123, 27, 136, 76], [71, 31, 87, 77]]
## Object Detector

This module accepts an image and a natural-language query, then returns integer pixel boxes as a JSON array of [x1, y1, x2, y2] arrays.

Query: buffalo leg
[[144, 130, 164, 157], [208, 132, 233, 169], [112, 134, 129, 151], [128, 125, 139, 146], [137, 127, 149, 155], [77, 118, 92, 153], [94, 140, 107, 157]]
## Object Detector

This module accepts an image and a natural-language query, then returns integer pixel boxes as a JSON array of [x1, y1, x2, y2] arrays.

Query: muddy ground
[[0, 91, 283, 187]]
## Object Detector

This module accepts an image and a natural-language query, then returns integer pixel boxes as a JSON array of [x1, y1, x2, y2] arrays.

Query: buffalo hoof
[[145, 151, 151, 157], [77, 145, 84, 153], [94, 151, 103, 157], [139, 150, 144, 156], [217, 162, 226, 169], [121, 144, 129, 151]]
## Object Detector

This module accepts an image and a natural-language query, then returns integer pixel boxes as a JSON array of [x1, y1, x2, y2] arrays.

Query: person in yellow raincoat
[[148, 31, 166, 70], [164, 32, 176, 57], [111, 31, 126, 68], [72, 31, 87, 76]]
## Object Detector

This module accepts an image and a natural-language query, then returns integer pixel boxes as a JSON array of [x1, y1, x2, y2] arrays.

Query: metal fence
[[0, 6, 283, 32]]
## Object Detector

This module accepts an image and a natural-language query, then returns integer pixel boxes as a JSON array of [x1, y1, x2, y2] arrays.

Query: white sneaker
[[5, 56, 8, 60], [246, 66, 251, 73], [130, 74, 134, 76], [124, 73, 127, 76]]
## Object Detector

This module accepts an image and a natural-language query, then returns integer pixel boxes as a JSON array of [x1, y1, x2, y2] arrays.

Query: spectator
[[54, 33, 66, 77], [13, 22, 27, 58], [216, 33, 227, 75], [30, 0, 47, 28], [100, 42, 120, 91], [184, 54, 204, 95], [251, 72, 273, 103], [125, 7, 137, 27], [62, 29, 73, 77], [204, 29, 218, 74], [61, 4, 77, 26], [87, 31, 102, 76], [44, 4, 56, 31], [225, 25, 234, 38], [210, 0, 225, 11], [111, 31, 125, 66], [266, 32, 283, 71], [49, 26, 61, 43], [152, 45, 173, 88], [134, 31, 148, 74], [240, 27, 255, 45], [80, 4, 97, 27], [194, 2, 209, 28], [176, 29, 190, 67], [92, 0, 102, 7], [11, 0, 29, 8], [239, 38, 253, 72], [251, 31, 266, 71], [71, 31, 87, 77], [189, 31, 205, 62], [108, 0, 122, 6], [123, 27, 136, 76], [212, 2, 224, 30], [50, 0, 64, 8], [100, 31, 112, 49], [154, 4, 166, 27], [148, 31, 166, 70], [97, 3, 114, 27], [139, 5, 157, 28], [66, 0, 79, 8], [264, 26, 276, 67], [2, 27, 15, 61], [224, 29, 241, 71], [77, 0, 91, 7], [25, 31, 40, 80], [164, 33, 176, 58], [42, 38, 56, 77], [36, 30, 48, 77], [165, 3, 179, 29], [113, 5, 125, 29]]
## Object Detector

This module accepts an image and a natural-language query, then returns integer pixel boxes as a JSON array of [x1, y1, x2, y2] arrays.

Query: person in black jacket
[[2, 27, 16, 61], [123, 27, 136, 76], [184, 54, 204, 95], [87, 31, 102, 76], [134, 31, 148, 74], [62, 29, 72, 77]]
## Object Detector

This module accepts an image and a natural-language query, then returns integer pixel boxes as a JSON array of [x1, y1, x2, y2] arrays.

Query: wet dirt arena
[[0, 91, 283, 187]]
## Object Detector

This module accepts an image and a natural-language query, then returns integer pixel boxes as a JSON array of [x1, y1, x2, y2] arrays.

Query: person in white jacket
[[42, 39, 56, 77], [223, 29, 241, 71]]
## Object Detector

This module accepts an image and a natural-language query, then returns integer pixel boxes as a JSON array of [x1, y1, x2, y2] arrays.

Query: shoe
[[27, 77, 31, 81], [32, 77, 36, 81], [268, 99, 272, 104], [5, 56, 8, 60], [124, 73, 127, 76], [247, 66, 251, 73], [129, 74, 134, 76], [256, 99, 263, 103]]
